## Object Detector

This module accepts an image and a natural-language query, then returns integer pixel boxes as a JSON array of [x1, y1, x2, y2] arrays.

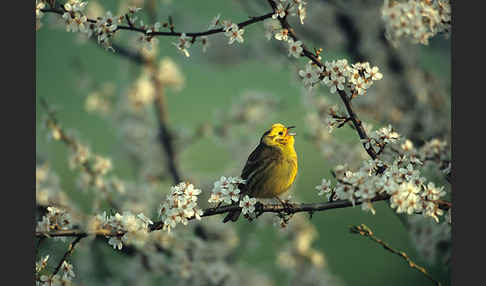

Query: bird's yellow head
[[260, 123, 296, 150]]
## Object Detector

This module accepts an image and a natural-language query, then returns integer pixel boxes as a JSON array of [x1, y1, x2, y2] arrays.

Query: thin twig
[[350, 224, 442, 286], [51, 236, 84, 278], [40, 99, 118, 210], [41, 8, 274, 39]]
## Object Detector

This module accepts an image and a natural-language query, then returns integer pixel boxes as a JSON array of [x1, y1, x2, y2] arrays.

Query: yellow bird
[[223, 123, 298, 223]]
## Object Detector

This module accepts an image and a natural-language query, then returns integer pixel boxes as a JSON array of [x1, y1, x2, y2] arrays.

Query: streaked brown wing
[[241, 144, 267, 178], [239, 143, 279, 196]]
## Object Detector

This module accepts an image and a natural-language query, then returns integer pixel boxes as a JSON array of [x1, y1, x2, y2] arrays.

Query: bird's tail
[[222, 208, 242, 223]]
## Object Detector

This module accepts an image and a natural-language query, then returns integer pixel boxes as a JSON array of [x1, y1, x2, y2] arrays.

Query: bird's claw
[[277, 198, 294, 214]]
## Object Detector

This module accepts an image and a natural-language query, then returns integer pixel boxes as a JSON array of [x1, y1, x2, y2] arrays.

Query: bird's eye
[[278, 131, 283, 135]]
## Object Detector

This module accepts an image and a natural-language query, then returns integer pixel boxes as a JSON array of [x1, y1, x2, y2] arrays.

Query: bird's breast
[[253, 156, 298, 198]]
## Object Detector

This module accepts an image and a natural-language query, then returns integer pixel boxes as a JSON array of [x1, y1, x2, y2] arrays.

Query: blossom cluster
[[264, 1, 307, 54], [298, 59, 383, 96], [36, 207, 72, 237], [208, 176, 245, 204], [92, 11, 119, 51], [62, 0, 89, 33], [317, 153, 447, 222], [37, 0, 147, 51], [36, 258, 76, 286], [316, 123, 448, 222], [67, 141, 117, 193], [92, 211, 153, 250], [323, 60, 383, 96], [208, 177, 257, 218], [382, 0, 451, 46], [360, 124, 400, 153], [159, 182, 204, 233]]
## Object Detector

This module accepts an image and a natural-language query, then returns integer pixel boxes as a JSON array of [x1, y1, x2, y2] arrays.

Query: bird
[[222, 123, 298, 223]]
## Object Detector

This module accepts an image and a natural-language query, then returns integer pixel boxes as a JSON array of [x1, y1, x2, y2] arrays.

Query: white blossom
[[225, 24, 245, 44], [287, 39, 303, 58], [272, 3, 286, 19], [239, 195, 257, 215], [173, 33, 192, 57], [208, 14, 221, 29], [62, 2, 88, 33], [315, 178, 332, 199], [274, 28, 289, 41], [299, 63, 322, 89]]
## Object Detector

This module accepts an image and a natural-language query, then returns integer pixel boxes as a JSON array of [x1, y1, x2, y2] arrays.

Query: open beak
[[286, 126, 296, 136]]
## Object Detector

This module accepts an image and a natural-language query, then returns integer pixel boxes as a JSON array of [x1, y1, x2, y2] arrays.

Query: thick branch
[[36, 194, 451, 238], [36, 198, 389, 238]]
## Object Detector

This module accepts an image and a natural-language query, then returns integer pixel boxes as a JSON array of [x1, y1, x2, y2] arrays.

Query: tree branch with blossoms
[[265, 0, 380, 160], [40, 98, 119, 211], [35, 178, 451, 239], [36, 0, 452, 238], [36, 1, 451, 285], [39, 1, 275, 53]]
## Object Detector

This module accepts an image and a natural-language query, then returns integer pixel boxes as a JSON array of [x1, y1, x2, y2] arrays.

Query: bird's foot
[[277, 197, 294, 214]]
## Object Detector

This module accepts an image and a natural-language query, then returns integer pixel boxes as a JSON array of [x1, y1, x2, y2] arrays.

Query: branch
[[35, 193, 451, 238], [147, 63, 183, 184], [41, 5, 276, 185], [265, 0, 378, 160], [40, 99, 118, 210], [350, 224, 442, 286], [41, 7, 274, 39], [51, 236, 84, 278], [36, 195, 389, 238]]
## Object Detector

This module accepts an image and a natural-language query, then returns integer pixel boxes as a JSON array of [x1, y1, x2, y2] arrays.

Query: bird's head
[[260, 123, 296, 149]]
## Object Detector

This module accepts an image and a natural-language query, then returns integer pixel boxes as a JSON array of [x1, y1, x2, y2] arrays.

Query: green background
[[36, 1, 451, 285]]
